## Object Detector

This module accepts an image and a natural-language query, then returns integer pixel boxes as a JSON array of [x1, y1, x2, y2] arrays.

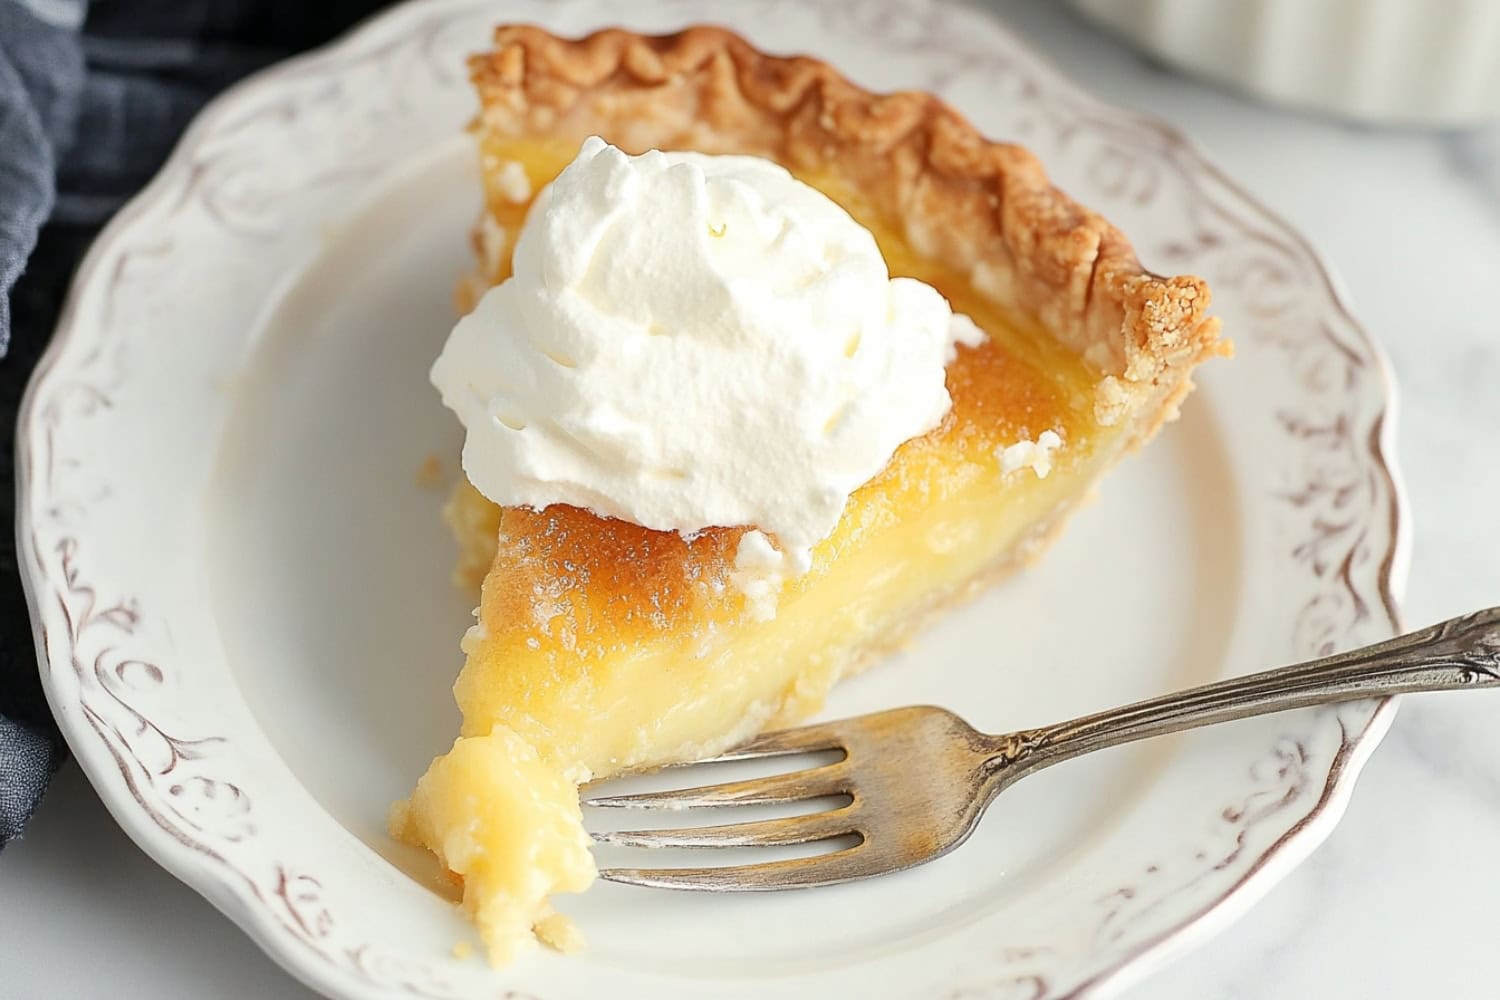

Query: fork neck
[[978, 607, 1500, 779]]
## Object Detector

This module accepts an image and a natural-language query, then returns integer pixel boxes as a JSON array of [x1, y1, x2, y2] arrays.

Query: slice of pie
[[394, 25, 1226, 965]]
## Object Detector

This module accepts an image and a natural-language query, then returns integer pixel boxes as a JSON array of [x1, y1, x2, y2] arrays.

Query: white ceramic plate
[[17, 1, 1409, 997]]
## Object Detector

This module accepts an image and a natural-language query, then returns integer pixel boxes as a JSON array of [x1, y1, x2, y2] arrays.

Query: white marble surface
[[3, 1, 1499, 997]]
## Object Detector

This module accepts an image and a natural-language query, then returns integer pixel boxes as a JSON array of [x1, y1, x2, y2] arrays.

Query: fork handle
[[1002, 607, 1500, 770]]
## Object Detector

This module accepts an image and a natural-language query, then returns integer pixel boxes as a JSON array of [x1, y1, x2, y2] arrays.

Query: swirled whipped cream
[[432, 137, 981, 576]]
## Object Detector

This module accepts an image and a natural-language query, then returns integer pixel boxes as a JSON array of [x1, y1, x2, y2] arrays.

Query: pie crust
[[470, 25, 1227, 435]]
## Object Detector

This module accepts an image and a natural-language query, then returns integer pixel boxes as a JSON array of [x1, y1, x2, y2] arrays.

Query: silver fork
[[586, 607, 1500, 890]]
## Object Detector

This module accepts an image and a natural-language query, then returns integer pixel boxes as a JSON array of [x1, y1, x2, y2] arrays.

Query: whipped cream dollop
[[432, 137, 981, 573]]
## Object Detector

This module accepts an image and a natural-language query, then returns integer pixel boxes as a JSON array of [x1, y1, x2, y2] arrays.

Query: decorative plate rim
[[1052, 108, 1411, 1000], [14, 1, 1411, 997]]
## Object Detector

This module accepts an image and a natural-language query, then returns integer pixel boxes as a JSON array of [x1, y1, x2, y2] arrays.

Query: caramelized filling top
[[466, 137, 1100, 659]]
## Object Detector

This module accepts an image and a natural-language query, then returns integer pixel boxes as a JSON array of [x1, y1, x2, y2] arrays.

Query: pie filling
[[393, 25, 1223, 967]]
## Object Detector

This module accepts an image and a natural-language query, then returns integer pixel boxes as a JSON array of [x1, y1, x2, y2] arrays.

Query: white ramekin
[[1069, 0, 1500, 127]]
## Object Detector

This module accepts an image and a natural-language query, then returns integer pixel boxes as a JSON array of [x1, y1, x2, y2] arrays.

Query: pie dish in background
[[1071, 0, 1500, 126]]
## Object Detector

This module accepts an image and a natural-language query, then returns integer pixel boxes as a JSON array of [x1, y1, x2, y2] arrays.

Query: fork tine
[[695, 723, 846, 764], [592, 806, 857, 849], [583, 763, 849, 810], [600, 843, 873, 891]]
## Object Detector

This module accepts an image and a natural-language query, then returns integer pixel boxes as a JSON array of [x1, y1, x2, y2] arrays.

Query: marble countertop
[[3, 1, 1498, 997]]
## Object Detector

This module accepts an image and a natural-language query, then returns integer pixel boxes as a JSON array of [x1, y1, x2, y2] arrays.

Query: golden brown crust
[[469, 25, 1226, 429]]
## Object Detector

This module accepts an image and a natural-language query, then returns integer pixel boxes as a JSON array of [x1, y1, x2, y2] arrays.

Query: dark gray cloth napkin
[[0, 0, 386, 848]]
